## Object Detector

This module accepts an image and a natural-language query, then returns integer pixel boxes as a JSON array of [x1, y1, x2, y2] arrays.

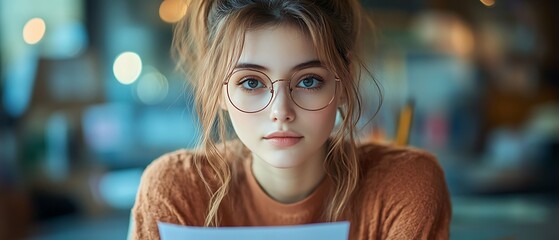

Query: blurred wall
[[1, 0, 558, 239]]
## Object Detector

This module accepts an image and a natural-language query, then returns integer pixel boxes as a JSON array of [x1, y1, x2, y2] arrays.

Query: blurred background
[[0, 0, 558, 239]]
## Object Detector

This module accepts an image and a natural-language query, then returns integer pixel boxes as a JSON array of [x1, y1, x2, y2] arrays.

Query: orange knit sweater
[[132, 141, 451, 239]]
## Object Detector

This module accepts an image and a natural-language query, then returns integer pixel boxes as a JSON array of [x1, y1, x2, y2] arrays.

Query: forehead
[[237, 24, 318, 74]]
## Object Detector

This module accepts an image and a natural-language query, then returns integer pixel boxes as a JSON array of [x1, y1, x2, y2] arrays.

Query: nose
[[269, 81, 295, 122]]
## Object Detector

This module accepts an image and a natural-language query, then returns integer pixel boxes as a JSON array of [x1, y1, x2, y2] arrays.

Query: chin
[[260, 154, 306, 169]]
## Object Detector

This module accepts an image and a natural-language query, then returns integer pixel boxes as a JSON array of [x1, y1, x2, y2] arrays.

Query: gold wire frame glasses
[[223, 67, 340, 113]]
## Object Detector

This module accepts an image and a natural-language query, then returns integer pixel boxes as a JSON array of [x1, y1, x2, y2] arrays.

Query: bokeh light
[[159, 0, 187, 23], [480, 0, 496, 7], [413, 12, 475, 58], [113, 52, 143, 85], [98, 168, 143, 210], [23, 18, 46, 45], [136, 67, 169, 105]]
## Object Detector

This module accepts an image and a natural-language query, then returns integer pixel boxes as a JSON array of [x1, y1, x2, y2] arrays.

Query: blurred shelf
[[450, 195, 559, 240]]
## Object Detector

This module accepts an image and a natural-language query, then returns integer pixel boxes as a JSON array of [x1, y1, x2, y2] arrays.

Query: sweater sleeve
[[130, 151, 208, 239], [377, 150, 451, 240]]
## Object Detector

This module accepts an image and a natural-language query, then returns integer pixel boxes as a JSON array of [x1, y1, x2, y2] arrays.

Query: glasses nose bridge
[[271, 78, 290, 86], [269, 78, 292, 93], [268, 78, 294, 106]]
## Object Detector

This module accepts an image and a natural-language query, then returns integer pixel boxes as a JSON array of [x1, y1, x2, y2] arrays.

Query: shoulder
[[140, 149, 201, 189], [357, 142, 446, 188], [355, 142, 450, 214], [354, 143, 451, 238], [131, 149, 210, 237], [135, 149, 212, 211], [137, 140, 248, 203]]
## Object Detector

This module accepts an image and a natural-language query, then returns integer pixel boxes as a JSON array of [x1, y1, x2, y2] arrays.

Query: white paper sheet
[[157, 221, 350, 240]]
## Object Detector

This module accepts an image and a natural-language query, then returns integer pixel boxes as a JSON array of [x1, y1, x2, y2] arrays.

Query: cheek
[[225, 101, 260, 136], [303, 105, 338, 134], [324, 109, 338, 130], [228, 110, 250, 127]]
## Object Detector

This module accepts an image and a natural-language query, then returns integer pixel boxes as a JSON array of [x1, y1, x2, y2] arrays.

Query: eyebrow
[[234, 60, 323, 72]]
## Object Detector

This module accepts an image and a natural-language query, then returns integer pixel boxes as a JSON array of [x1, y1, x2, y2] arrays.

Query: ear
[[336, 75, 348, 107], [220, 99, 228, 111], [338, 53, 352, 108], [220, 88, 228, 111], [337, 92, 347, 107]]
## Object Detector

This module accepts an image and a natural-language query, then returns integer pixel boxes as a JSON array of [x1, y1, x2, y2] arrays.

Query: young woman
[[131, 0, 451, 239]]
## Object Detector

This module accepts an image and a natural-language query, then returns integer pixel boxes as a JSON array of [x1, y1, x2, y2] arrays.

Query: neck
[[251, 150, 326, 204]]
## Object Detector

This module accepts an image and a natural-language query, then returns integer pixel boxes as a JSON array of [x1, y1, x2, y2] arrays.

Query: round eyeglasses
[[223, 67, 340, 113]]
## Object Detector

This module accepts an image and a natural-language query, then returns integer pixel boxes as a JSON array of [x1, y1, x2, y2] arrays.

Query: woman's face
[[223, 24, 340, 169]]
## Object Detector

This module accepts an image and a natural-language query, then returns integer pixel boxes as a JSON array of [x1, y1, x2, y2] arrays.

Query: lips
[[263, 131, 303, 147], [263, 131, 303, 139]]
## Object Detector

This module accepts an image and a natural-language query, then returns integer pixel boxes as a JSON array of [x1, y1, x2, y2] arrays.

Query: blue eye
[[297, 76, 322, 89], [240, 78, 265, 89]]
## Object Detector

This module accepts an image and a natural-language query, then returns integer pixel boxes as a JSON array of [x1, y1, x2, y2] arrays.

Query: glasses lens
[[227, 70, 273, 112], [290, 67, 337, 110]]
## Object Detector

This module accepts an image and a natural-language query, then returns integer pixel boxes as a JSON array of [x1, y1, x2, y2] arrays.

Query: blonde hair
[[173, 0, 377, 226]]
